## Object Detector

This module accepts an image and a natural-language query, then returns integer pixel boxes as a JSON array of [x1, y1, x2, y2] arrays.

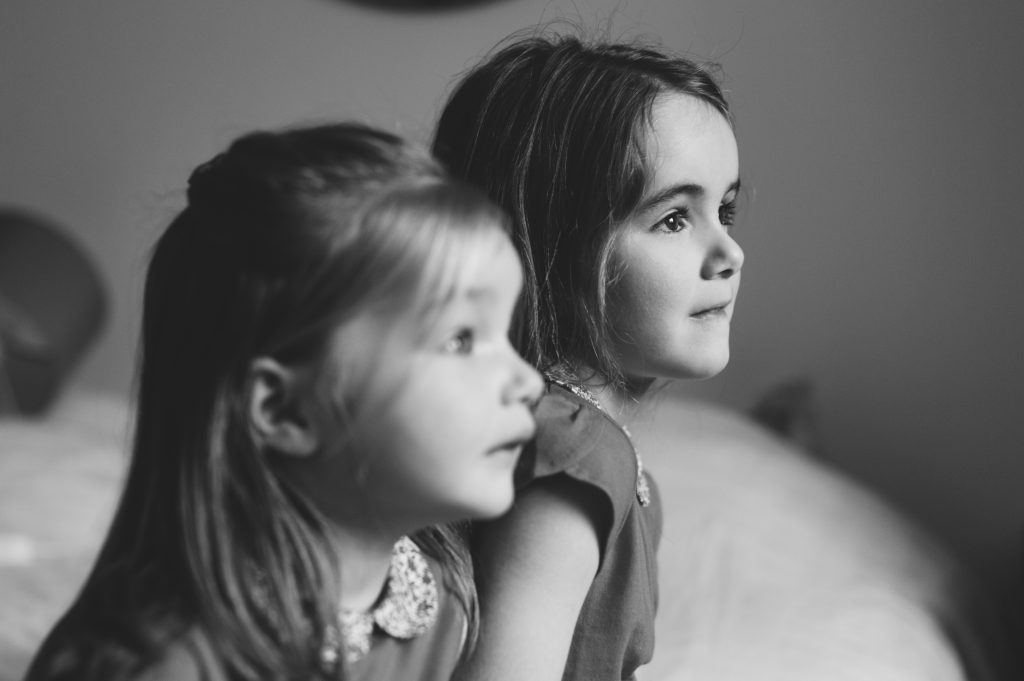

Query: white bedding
[[634, 396, 1015, 681], [0, 391, 1015, 680], [0, 390, 128, 679]]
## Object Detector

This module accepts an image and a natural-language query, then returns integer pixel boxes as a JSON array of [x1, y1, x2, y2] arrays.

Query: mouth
[[486, 442, 525, 462], [487, 427, 536, 458], [690, 301, 731, 321]]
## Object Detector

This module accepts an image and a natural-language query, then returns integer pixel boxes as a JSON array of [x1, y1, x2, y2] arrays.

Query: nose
[[504, 350, 544, 408], [700, 226, 744, 281]]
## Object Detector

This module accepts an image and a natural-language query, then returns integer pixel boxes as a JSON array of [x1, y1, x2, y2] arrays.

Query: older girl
[[26, 122, 542, 681], [433, 33, 744, 681]]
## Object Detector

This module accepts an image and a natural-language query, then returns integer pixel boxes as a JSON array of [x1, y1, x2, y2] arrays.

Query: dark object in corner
[[0, 208, 107, 415]]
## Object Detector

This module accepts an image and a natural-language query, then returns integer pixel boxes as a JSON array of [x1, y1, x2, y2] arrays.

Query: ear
[[247, 357, 320, 458]]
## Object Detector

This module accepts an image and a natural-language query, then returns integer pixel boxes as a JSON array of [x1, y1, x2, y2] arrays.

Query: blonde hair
[[27, 123, 501, 680]]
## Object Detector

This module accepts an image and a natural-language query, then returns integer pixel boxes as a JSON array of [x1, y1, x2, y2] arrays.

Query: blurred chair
[[0, 207, 107, 415]]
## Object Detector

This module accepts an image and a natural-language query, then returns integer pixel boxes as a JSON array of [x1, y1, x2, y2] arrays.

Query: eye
[[719, 199, 738, 228], [653, 208, 690, 233], [442, 328, 475, 355]]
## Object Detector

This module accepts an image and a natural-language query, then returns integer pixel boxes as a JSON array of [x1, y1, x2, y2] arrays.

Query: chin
[[477, 494, 516, 519], [638, 350, 729, 382], [461, 486, 516, 521], [664, 350, 731, 381], [689, 366, 728, 381]]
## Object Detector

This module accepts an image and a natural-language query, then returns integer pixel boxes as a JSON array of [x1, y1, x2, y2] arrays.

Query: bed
[[0, 389, 1017, 680], [634, 392, 1018, 681]]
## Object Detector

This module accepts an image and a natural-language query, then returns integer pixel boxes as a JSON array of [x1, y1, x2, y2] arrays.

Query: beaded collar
[[546, 375, 652, 507], [328, 536, 439, 665], [249, 536, 439, 673]]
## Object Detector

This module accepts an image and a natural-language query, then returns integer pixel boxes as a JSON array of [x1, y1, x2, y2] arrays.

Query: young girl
[[25, 122, 542, 681], [433, 32, 745, 681]]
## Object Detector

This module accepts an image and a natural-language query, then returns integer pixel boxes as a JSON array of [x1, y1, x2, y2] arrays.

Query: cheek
[[611, 253, 690, 327], [369, 372, 470, 460]]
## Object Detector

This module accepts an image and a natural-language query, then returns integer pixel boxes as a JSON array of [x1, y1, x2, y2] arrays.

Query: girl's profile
[[25, 122, 542, 681], [433, 31, 743, 681]]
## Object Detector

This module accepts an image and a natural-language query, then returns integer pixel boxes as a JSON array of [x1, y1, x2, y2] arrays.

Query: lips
[[690, 300, 731, 319], [488, 443, 523, 458], [488, 425, 536, 456]]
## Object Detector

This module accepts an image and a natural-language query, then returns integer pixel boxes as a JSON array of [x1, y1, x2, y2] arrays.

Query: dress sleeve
[[514, 383, 640, 562]]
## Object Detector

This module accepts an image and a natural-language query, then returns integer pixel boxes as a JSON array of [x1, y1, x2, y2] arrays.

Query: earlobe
[[248, 357, 320, 458]]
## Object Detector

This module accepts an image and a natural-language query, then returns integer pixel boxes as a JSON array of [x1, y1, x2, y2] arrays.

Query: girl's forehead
[[644, 94, 738, 188], [410, 226, 518, 320], [446, 231, 519, 299], [648, 93, 731, 144]]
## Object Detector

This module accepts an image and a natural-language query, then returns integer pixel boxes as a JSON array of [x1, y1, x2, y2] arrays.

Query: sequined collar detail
[[335, 536, 439, 664], [546, 376, 652, 507]]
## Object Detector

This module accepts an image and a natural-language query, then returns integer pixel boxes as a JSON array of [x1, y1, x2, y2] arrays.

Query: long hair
[[433, 31, 731, 390], [26, 123, 494, 680]]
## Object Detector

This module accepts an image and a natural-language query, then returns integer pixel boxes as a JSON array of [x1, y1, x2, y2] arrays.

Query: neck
[[326, 522, 401, 613], [278, 460, 417, 613], [576, 369, 652, 425]]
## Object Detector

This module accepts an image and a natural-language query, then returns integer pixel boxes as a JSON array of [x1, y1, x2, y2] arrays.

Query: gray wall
[[3, 0, 1022, 623]]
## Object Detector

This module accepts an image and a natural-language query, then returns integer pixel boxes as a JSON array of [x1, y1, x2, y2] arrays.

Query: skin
[[610, 92, 744, 387], [261, 231, 543, 611], [342, 233, 543, 530], [456, 92, 743, 681]]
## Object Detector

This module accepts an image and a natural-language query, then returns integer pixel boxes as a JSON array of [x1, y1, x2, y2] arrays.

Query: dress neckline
[[545, 376, 652, 507], [332, 535, 439, 664]]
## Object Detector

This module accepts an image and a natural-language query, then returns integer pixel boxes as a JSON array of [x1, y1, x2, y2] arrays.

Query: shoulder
[[454, 476, 604, 681], [515, 383, 638, 546], [522, 383, 635, 482], [479, 474, 607, 572], [475, 426, 609, 591]]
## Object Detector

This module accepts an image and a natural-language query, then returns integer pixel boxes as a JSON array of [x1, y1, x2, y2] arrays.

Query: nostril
[[704, 238, 743, 280], [702, 263, 735, 281]]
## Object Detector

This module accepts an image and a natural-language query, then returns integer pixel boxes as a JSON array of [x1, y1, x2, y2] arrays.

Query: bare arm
[[454, 474, 608, 681]]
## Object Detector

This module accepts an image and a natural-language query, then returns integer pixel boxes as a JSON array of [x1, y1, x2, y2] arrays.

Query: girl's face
[[309, 231, 542, 533], [609, 92, 744, 382]]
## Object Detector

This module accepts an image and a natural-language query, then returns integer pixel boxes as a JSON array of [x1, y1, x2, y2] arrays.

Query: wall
[[3, 0, 1022, 626]]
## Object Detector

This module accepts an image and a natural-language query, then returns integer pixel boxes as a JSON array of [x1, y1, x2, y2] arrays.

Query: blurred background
[[3, 0, 1022, 641]]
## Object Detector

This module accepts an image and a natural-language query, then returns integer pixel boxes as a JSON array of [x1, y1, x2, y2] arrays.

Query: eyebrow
[[465, 286, 497, 302], [422, 287, 492, 318], [638, 178, 742, 213]]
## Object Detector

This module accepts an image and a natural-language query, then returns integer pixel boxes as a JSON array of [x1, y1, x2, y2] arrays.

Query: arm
[[454, 474, 609, 681]]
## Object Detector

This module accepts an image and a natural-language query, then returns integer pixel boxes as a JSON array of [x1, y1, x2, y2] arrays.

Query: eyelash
[[443, 328, 475, 355], [719, 199, 738, 227], [654, 200, 739, 233], [654, 208, 690, 233]]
